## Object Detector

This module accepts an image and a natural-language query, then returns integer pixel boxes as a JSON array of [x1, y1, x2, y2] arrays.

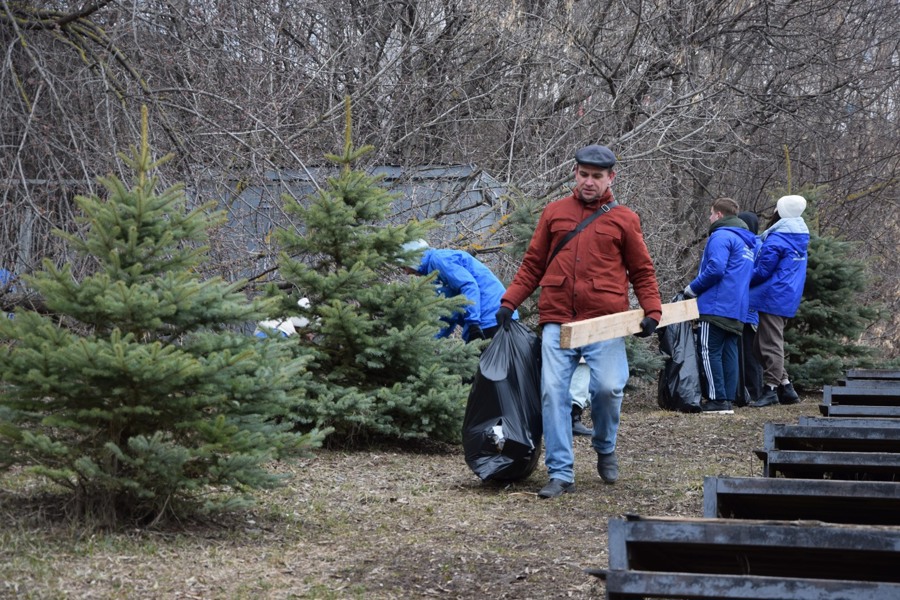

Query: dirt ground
[[1, 385, 812, 599]]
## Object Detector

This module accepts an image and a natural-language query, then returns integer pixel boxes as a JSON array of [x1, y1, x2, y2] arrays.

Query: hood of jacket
[[710, 215, 758, 250], [737, 211, 759, 235], [760, 217, 810, 252]]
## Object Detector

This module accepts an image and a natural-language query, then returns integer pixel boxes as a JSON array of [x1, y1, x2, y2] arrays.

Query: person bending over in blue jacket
[[747, 195, 809, 408], [684, 197, 757, 414], [400, 239, 517, 343]]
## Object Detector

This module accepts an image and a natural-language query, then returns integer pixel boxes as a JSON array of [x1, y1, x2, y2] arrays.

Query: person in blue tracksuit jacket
[[747, 194, 810, 408], [400, 240, 518, 343], [684, 198, 758, 414]]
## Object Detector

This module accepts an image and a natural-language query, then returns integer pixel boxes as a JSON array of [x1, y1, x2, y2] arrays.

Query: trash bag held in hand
[[462, 320, 543, 482], [656, 292, 703, 413]]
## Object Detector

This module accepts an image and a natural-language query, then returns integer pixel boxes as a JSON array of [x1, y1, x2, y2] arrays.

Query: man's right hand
[[495, 307, 514, 331]]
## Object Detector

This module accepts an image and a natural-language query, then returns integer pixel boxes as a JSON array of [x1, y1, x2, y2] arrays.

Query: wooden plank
[[703, 476, 900, 525], [559, 298, 698, 348], [599, 570, 900, 600]]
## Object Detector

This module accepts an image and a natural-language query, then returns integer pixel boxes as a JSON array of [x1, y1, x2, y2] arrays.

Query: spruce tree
[[785, 233, 882, 387], [0, 108, 324, 525], [272, 99, 480, 445]]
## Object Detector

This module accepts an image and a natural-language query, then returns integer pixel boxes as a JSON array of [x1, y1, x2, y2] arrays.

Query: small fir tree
[[785, 233, 882, 387], [272, 98, 480, 445], [0, 108, 325, 525]]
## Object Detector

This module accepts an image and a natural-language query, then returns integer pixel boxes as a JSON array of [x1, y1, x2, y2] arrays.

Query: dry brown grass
[[0, 384, 813, 599]]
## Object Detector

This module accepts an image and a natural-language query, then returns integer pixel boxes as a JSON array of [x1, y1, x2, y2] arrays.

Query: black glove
[[634, 317, 659, 338], [495, 306, 514, 331], [467, 325, 485, 342], [682, 285, 697, 299]]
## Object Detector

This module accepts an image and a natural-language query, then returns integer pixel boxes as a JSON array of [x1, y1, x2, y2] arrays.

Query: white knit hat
[[776, 195, 807, 218]]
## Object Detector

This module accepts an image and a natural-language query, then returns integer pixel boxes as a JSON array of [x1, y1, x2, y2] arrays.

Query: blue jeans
[[697, 321, 740, 401], [541, 324, 629, 483], [569, 362, 590, 410]]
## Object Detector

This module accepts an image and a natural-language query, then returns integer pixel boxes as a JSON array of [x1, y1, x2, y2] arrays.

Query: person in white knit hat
[[747, 195, 810, 407]]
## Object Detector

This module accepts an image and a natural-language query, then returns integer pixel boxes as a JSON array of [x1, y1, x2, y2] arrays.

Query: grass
[[0, 383, 813, 599]]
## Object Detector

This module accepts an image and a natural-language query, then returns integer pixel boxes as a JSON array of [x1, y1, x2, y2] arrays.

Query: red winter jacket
[[501, 191, 662, 325]]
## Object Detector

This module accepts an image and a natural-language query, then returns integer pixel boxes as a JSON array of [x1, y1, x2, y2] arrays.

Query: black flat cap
[[574, 145, 616, 168]]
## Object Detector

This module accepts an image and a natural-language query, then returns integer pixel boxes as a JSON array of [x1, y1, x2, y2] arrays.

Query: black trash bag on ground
[[462, 321, 543, 482], [656, 293, 703, 413]]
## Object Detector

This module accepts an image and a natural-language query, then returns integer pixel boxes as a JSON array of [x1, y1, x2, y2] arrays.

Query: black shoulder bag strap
[[546, 200, 619, 267]]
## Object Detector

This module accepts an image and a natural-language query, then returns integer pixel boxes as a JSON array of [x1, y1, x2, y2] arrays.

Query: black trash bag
[[462, 321, 543, 482], [656, 293, 702, 413]]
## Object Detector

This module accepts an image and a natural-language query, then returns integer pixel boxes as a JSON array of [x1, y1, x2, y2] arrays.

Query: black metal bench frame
[[702, 476, 900, 524], [599, 517, 900, 599]]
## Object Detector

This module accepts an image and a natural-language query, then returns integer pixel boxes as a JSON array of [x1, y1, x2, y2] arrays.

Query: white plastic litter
[[490, 424, 505, 451]]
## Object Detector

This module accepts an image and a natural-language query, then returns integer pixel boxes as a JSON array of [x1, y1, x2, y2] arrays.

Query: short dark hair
[[712, 197, 739, 216]]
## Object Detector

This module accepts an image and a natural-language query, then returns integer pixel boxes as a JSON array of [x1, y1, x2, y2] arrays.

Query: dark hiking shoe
[[734, 387, 751, 408], [596, 452, 619, 484], [749, 387, 779, 408], [572, 406, 592, 436], [778, 382, 800, 405], [538, 478, 575, 499], [701, 401, 734, 414]]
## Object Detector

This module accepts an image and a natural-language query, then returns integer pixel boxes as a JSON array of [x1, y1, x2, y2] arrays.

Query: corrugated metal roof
[[211, 165, 508, 280]]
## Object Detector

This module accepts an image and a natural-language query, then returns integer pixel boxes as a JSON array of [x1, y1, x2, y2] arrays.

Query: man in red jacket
[[495, 145, 662, 499]]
